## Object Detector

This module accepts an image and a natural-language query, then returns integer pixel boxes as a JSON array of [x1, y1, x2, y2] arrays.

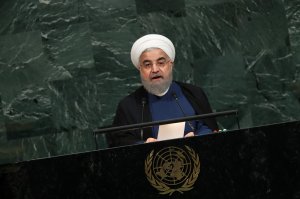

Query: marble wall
[[0, 0, 300, 164]]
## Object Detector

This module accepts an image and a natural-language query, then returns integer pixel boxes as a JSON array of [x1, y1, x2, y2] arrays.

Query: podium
[[1, 121, 299, 199]]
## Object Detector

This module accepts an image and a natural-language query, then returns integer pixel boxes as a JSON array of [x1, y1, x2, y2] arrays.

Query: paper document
[[157, 122, 185, 141]]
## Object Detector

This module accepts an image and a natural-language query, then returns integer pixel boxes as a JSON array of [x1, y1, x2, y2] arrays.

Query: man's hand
[[145, 137, 157, 143], [184, 132, 195, 137]]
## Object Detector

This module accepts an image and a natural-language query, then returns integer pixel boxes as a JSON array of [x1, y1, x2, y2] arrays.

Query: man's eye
[[157, 61, 165, 66]]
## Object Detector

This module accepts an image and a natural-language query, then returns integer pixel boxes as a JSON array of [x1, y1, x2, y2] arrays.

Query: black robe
[[106, 81, 218, 147]]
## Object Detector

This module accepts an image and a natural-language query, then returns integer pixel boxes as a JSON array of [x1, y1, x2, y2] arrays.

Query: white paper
[[157, 122, 185, 141]]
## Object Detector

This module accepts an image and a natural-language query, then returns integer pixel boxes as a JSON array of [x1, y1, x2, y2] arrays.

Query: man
[[107, 34, 218, 147]]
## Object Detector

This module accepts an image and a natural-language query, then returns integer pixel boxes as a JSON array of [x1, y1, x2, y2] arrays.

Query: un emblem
[[145, 146, 200, 195]]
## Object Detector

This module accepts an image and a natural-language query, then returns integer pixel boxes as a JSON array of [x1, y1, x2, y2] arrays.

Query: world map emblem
[[145, 146, 200, 195]]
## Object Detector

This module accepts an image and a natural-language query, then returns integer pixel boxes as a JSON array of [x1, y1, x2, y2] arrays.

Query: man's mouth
[[151, 75, 163, 81]]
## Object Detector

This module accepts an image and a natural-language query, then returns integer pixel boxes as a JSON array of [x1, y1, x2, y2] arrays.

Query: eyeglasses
[[140, 59, 171, 70]]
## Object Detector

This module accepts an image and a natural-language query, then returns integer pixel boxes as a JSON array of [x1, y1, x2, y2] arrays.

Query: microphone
[[141, 97, 146, 140], [172, 92, 195, 132]]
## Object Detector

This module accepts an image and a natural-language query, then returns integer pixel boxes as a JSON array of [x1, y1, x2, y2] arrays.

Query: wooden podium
[[1, 121, 299, 199]]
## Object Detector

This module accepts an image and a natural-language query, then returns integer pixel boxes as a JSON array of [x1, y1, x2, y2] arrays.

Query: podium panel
[[1, 121, 299, 199]]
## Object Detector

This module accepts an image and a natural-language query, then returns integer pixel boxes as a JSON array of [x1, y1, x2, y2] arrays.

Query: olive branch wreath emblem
[[145, 146, 200, 195]]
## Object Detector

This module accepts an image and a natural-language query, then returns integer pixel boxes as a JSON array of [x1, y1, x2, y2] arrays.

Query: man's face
[[138, 48, 173, 95]]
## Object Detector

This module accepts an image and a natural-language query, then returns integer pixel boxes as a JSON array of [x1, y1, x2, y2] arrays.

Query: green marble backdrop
[[0, 0, 299, 164]]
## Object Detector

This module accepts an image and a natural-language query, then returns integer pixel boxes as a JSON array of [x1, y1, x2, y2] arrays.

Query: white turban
[[130, 34, 176, 69]]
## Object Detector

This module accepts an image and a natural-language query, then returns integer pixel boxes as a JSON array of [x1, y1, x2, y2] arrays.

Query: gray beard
[[141, 75, 173, 96]]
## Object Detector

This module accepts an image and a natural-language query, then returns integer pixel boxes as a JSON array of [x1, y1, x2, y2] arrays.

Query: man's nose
[[151, 63, 160, 72]]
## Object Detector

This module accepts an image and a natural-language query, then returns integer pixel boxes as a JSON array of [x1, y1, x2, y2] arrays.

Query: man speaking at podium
[[107, 34, 218, 147]]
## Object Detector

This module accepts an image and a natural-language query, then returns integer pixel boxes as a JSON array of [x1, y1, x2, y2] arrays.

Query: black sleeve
[[106, 99, 142, 147]]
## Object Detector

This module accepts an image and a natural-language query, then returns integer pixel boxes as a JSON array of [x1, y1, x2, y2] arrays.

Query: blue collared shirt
[[148, 82, 211, 138]]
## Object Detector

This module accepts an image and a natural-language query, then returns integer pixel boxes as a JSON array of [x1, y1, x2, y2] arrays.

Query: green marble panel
[[38, 0, 88, 31], [285, 0, 300, 100], [41, 22, 94, 76], [0, 0, 39, 35], [135, 0, 186, 16], [194, 54, 248, 129], [0, 31, 53, 101]]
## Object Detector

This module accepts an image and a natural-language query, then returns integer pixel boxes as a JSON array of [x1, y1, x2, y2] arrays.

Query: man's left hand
[[184, 132, 195, 137]]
